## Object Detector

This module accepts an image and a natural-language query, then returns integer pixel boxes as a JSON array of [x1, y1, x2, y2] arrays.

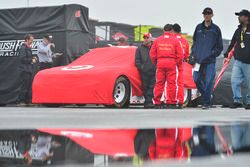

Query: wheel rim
[[114, 82, 126, 103]]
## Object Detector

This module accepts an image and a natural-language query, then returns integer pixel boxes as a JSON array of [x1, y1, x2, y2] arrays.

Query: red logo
[[75, 10, 81, 18]]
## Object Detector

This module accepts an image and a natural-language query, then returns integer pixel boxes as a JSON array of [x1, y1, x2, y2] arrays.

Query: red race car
[[32, 46, 196, 108]]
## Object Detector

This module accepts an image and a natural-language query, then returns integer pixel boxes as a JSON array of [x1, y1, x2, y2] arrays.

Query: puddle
[[0, 122, 250, 166]]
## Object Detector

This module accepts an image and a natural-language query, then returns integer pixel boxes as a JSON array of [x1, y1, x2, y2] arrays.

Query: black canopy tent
[[0, 4, 89, 104]]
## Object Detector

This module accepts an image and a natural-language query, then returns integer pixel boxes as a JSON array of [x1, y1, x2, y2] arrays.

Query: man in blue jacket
[[191, 8, 223, 109]]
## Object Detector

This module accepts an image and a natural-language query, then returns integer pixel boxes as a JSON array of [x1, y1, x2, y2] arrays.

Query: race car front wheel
[[112, 76, 130, 108]]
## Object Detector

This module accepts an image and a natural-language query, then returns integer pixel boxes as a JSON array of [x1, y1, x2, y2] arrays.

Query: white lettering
[[0, 39, 42, 57], [61, 65, 94, 71], [61, 131, 93, 138]]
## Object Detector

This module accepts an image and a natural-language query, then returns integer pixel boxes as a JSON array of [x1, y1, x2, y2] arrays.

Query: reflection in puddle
[[0, 123, 250, 166]]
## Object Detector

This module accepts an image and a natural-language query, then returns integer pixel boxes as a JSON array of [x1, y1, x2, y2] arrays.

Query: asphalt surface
[[0, 106, 250, 129], [110, 154, 250, 167], [1, 106, 250, 167], [1, 154, 249, 167]]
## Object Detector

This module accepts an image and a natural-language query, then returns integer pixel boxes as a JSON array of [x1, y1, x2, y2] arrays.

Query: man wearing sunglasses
[[191, 7, 223, 110]]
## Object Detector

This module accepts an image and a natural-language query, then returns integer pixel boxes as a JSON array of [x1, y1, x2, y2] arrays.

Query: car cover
[[32, 47, 196, 105], [38, 128, 137, 156], [32, 47, 142, 104]]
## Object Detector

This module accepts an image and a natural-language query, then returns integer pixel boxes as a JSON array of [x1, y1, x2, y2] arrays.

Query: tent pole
[[139, 24, 141, 41], [105, 26, 108, 41]]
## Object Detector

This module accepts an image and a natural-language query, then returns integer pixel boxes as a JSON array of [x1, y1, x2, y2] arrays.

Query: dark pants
[[191, 126, 216, 156], [141, 71, 155, 105], [39, 62, 53, 71], [19, 72, 33, 103], [193, 63, 215, 106]]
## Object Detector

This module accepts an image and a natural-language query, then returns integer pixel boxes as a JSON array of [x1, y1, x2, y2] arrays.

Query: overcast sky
[[1, 0, 249, 39]]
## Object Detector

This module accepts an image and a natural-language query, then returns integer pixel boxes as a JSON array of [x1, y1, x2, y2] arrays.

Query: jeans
[[231, 123, 250, 150], [192, 126, 216, 156], [231, 60, 250, 104], [193, 63, 216, 106]]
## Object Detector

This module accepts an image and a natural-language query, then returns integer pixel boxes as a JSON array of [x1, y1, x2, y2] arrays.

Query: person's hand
[[23, 152, 32, 165], [49, 43, 55, 48], [31, 135, 37, 144], [31, 57, 37, 64], [188, 55, 196, 65]]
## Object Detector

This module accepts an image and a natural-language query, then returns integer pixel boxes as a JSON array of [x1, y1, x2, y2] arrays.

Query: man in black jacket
[[224, 10, 250, 109], [135, 33, 156, 108], [18, 34, 37, 105]]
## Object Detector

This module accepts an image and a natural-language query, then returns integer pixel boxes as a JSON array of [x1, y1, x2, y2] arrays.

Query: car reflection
[[0, 123, 250, 166]]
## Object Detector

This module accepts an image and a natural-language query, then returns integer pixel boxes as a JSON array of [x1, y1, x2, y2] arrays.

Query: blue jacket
[[191, 21, 223, 64]]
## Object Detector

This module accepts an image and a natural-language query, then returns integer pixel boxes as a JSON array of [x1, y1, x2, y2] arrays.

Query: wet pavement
[[0, 106, 250, 166], [0, 106, 250, 129]]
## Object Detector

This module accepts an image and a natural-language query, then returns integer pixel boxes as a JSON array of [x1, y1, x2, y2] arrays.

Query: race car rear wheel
[[112, 76, 130, 108]]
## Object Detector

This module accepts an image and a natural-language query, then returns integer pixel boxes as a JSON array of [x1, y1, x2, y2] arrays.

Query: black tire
[[0, 104, 6, 107], [183, 89, 192, 107], [43, 104, 61, 107], [106, 76, 130, 108], [76, 104, 87, 107]]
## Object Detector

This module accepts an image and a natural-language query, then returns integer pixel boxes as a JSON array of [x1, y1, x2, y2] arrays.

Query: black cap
[[202, 7, 213, 15], [235, 9, 250, 17]]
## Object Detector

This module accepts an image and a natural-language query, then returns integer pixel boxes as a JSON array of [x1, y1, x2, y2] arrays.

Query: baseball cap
[[202, 7, 213, 15], [143, 33, 152, 39], [235, 9, 250, 17]]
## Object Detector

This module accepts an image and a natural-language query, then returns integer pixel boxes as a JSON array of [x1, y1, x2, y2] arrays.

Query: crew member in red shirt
[[150, 24, 184, 109], [173, 24, 190, 108]]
